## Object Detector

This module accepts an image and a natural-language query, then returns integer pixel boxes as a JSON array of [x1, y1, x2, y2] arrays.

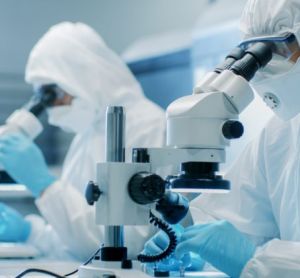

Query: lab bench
[[0, 185, 39, 216], [0, 258, 228, 278], [0, 259, 79, 277]]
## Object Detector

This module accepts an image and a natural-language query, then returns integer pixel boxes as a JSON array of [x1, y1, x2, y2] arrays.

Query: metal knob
[[128, 172, 165, 205], [222, 120, 244, 139], [85, 181, 102, 205]]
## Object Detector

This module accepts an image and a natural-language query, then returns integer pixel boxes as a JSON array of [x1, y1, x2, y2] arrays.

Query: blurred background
[[0, 0, 248, 165], [0, 0, 273, 213]]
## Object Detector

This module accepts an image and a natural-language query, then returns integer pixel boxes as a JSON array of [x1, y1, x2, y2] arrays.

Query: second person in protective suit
[[0, 22, 166, 260]]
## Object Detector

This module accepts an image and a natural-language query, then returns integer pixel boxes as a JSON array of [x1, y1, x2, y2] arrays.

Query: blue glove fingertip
[[187, 253, 205, 271], [0, 133, 22, 144], [180, 253, 192, 268]]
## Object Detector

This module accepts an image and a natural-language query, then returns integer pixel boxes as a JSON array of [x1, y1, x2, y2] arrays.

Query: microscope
[[80, 41, 273, 278], [0, 84, 62, 183]]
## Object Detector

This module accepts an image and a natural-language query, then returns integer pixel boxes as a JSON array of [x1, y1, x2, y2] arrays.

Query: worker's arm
[[190, 127, 278, 245], [35, 181, 102, 261], [242, 239, 300, 277], [25, 214, 74, 260]]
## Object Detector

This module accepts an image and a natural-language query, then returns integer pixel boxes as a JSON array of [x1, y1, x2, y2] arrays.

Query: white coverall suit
[[192, 0, 300, 276]]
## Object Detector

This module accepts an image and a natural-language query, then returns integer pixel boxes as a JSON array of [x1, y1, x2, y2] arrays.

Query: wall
[[0, 0, 212, 73]]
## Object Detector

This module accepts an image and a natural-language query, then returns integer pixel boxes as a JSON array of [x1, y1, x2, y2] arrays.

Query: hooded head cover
[[25, 22, 147, 122], [239, 0, 300, 121], [25, 22, 165, 192], [240, 0, 300, 40]]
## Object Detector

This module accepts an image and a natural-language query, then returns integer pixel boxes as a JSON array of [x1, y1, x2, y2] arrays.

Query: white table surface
[[0, 259, 228, 278], [0, 259, 79, 277]]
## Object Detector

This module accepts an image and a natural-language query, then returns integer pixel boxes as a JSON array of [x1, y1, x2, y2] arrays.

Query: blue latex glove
[[0, 203, 31, 242], [143, 224, 205, 272], [176, 220, 256, 278], [0, 133, 56, 197]]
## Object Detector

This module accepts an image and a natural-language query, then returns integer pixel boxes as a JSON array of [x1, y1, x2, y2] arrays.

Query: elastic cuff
[[33, 175, 57, 198], [36, 179, 61, 202], [25, 214, 46, 244], [240, 244, 266, 277]]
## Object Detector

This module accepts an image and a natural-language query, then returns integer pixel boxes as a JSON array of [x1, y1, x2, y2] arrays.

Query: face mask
[[251, 58, 300, 121], [47, 98, 97, 133], [257, 54, 294, 78]]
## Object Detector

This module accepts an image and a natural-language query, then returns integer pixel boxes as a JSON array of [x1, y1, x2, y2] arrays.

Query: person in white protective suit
[[0, 22, 166, 260], [144, 0, 300, 277]]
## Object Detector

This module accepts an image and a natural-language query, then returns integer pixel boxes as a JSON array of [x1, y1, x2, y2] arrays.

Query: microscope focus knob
[[85, 181, 102, 206], [222, 120, 244, 139], [128, 172, 165, 205]]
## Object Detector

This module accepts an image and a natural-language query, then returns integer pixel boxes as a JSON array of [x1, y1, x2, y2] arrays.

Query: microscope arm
[[1, 109, 43, 139], [0, 84, 60, 140]]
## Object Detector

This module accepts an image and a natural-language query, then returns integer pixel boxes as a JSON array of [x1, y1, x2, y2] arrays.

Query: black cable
[[64, 246, 101, 277], [15, 246, 101, 278], [15, 269, 65, 278], [137, 211, 177, 263]]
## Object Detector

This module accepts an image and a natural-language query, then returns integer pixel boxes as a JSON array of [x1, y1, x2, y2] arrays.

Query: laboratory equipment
[[79, 42, 273, 277], [192, 20, 274, 173], [0, 84, 60, 183]]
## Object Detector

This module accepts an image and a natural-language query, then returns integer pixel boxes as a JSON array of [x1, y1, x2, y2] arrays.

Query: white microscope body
[[0, 109, 43, 139], [0, 84, 64, 143], [79, 43, 273, 277], [93, 90, 247, 226], [0, 84, 62, 183]]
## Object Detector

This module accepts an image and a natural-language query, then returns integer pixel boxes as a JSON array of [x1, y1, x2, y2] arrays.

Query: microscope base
[[78, 260, 150, 278]]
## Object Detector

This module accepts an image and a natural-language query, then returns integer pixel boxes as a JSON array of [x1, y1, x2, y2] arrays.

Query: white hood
[[240, 0, 300, 41], [25, 22, 147, 116]]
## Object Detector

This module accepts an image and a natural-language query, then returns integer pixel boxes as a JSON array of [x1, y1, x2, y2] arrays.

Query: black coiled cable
[[137, 211, 177, 263]]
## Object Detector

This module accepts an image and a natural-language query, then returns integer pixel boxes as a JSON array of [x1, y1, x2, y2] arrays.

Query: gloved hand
[[143, 224, 205, 272], [176, 220, 256, 278], [0, 133, 56, 197], [0, 203, 31, 242]]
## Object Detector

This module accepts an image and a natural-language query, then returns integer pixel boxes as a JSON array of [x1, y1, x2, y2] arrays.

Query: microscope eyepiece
[[246, 42, 273, 67], [214, 47, 245, 74], [26, 84, 62, 117], [230, 42, 273, 81]]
